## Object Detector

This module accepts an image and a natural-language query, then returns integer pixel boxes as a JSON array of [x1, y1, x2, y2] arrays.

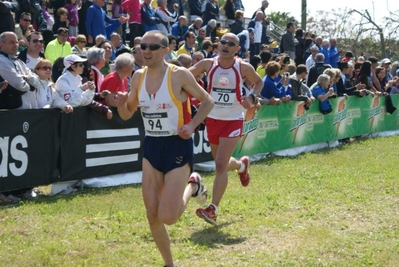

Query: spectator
[[54, 54, 112, 119], [44, 27, 72, 64], [229, 10, 245, 35], [320, 39, 330, 65], [281, 22, 298, 61], [237, 28, 253, 59], [40, 1, 54, 31], [223, 0, 236, 27], [86, 0, 127, 45], [248, 11, 264, 57], [97, 40, 114, 76], [111, 0, 125, 38], [256, 50, 272, 78], [305, 46, 318, 71], [381, 58, 393, 82], [328, 38, 340, 68], [294, 28, 305, 65], [110, 32, 129, 60], [195, 28, 206, 51], [0, 1, 15, 35], [18, 31, 45, 70], [64, 0, 79, 37], [200, 40, 213, 59], [71, 34, 87, 56], [100, 53, 134, 106], [177, 31, 196, 57], [164, 34, 178, 61], [322, 68, 340, 93], [210, 42, 219, 58], [312, 74, 334, 114], [188, 0, 202, 22], [375, 66, 387, 92], [155, 0, 179, 35], [389, 77, 399, 94], [132, 44, 143, 71], [341, 51, 354, 63], [303, 38, 315, 62], [141, 0, 161, 33], [260, 61, 291, 102], [289, 64, 313, 110], [52, 7, 69, 35], [87, 48, 106, 91], [355, 60, 379, 95], [191, 51, 204, 65], [167, 0, 184, 16], [369, 56, 384, 93], [121, 0, 141, 48], [249, 55, 261, 71], [215, 22, 229, 38], [187, 17, 203, 36], [0, 32, 33, 110], [251, 0, 271, 45], [177, 53, 192, 68], [202, 0, 219, 27], [171, 15, 188, 44], [15, 12, 32, 49], [202, 19, 217, 43], [307, 53, 331, 87], [336, 61, 367, 97]]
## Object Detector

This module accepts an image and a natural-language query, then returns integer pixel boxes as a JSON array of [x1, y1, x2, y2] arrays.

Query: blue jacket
[[141, 2, 160, 32], [328, 46, 339, 68], [312, 83, 332, 114], [261, 75, 292, 99], [86, 4, 119, 39], [171, 21, 188, 44]]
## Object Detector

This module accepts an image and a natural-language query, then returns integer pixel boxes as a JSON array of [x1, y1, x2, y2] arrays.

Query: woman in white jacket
[[154, 0, 179, 35]]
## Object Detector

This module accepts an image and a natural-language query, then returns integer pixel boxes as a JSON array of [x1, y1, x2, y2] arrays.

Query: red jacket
[[121, 0, 142, 24]]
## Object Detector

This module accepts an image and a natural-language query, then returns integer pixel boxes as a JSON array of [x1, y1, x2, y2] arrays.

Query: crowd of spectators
[[1, 0, 399, 204]]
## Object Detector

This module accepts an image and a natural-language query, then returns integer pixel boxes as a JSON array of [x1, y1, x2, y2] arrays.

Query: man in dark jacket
[[188, 0, 202, 22], [307, 53, 331, 87], [17, 31, 45, 70], [229, 9, 244, 35]]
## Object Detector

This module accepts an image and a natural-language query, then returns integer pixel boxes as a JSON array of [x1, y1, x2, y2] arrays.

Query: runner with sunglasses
[[189, 32, 264, 225], [116, 30, 214, 267]]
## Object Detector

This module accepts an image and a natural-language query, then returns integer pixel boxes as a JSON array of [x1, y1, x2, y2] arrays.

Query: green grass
[[1, 136, 399, 266]]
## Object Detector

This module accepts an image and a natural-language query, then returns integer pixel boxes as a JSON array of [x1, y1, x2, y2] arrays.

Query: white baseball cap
[[63, 54, 87, 69]]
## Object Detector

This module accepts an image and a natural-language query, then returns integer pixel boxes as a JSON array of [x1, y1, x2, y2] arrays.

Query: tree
[[269, 11, 298, 29]]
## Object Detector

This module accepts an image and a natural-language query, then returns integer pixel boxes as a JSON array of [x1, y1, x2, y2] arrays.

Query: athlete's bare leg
[[142, 158, 197, 267]]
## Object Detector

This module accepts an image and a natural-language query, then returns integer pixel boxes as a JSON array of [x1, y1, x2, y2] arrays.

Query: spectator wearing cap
[[44, 28, 72, 64], [229, 10, 245, 35], [381, 58, 393, 82], [237, 28, 254, 59]]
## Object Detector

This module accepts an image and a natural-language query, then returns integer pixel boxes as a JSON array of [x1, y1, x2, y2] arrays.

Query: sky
[[244, 0, 399, 23]]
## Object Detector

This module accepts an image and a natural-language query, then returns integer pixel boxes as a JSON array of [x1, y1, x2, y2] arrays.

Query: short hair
[[375, 66, 385, 76], [177, 54, 192, 67], [259, 51, 272, 64], [115, 53, 134, 70], [0, 31, 16, 43], [87, 47, 105, 66], [57, 27, 69, 35], [20, 12, 31, 18], [202, 40, 212, 50], [368, 57, 378, 64], [75, 34, 87, 43], [235, 10, 244, 19], [156, 0, 166, 5], [287, 22, 295, 29], [57, 7, 68, 16], [317, 74, 330, 85], [208, 19, 217, 29], [27, 31, 41, 42], [184, 31, 195, 41], [295, 28, 303, 37], [95, 34, 106, 42], [110, 32, 121, 40], [265, 61, 281, 76], [315, 53, 325, 62], [287, 64, 297, 75], [296, 64, 307, 75]]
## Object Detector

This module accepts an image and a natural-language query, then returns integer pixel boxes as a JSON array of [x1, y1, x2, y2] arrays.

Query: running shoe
[[188, 172, 208, 205], [238, 156, 250, 187], [196, 205, 217, 225]]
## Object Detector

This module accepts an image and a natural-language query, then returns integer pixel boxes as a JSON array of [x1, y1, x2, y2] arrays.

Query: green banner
[[234, 95, 399, 157]]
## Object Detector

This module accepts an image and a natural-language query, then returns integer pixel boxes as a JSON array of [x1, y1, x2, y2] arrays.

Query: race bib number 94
[[142, 112, 172, 136]]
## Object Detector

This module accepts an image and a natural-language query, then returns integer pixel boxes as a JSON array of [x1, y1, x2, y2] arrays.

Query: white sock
[[238, 161, 245, 173], [209, 203, 218, 214]]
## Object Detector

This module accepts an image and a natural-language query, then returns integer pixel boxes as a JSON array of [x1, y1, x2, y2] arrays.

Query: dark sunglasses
[[22, 19, 31, 22], [32, 39, 44, 44], [220, 39, 237, 47], [79, 40, 87, 43], [74, 63, 84, 67], [38, 66, 52, 71], [140, 43, 166, 51]]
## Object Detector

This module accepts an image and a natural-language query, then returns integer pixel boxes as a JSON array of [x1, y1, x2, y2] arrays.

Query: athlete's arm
[[177, 68, 214, 139], [117, 71, 141, 121], [189, 58, 213, 76]]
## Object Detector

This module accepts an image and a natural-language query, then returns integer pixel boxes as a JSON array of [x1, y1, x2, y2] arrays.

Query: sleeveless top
[[207, 56, 245, 120], [138, 64, 192, 137]]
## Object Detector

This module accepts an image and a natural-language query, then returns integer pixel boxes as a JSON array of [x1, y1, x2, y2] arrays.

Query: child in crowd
[[64, 0, 79, 37], [40, 1, 54, 30], [52, 7, 69, 35]]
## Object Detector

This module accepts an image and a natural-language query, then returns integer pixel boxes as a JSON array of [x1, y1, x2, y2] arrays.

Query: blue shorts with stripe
[[142, 135, 194, 174]]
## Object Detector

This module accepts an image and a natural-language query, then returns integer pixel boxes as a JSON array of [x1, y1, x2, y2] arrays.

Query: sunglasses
[[220, 39, 237, 47], [74, 63, 84, 67], [79, 40, 87, 43], [32, 39, 44, 44], [22, 19, 31, 22], [140, 43, 166, 51], [38, 66, 52, 71]]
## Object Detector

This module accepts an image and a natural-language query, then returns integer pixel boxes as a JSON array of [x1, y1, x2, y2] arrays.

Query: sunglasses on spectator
[[220, 39, 237, 47], [38, 66, 52, 71], [32, 39, 44, 44], [22, 19, 31, 22], [79, 40, 87, 43], [74, 63, 84, 67], [140, 43, 166, 51]]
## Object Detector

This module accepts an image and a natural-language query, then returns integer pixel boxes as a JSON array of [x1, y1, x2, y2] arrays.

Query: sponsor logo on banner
[[369, 96, 381, 129], [290, 103, 307, 144], [85, 128, 141, 167], [333, 98, 347, 136], [0, 135, 28, 177]]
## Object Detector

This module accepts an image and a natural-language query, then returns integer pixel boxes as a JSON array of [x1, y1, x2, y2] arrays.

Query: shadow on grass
[[189, 222, 246, 248]]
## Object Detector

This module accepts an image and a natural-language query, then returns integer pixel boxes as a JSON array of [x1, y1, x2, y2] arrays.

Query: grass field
[[1, 135, 399, 266]]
